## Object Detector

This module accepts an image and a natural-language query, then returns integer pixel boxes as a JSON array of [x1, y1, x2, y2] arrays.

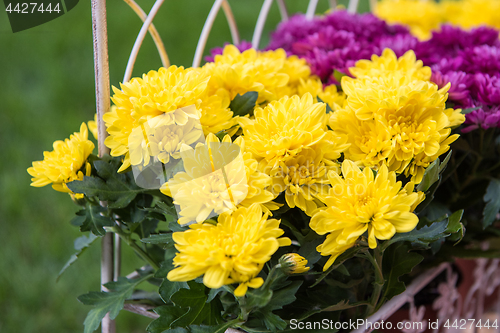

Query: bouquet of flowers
[[27, 1, 500, 332]]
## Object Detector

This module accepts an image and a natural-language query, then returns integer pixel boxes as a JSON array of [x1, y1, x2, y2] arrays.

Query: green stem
[[112, 226, 160, 270], [363, 248, 384, 316]]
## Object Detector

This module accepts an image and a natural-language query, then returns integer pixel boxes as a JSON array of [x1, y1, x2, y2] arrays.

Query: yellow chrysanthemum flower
[[349, 49, 431, 82], [330, 74, 464, 183], [27, 123, 94, 199], [443, 0, 500, 30], [160, 133, 277, 224], [310, 160, 424, 270], [167, 204, 291, 296], [127, 105, 204, 167], [295, 77, 346, 112], [374, 0, 443, 40], [105, 66, 236, 172], [279, 253, 310, 274], [87, 114, 98, 140], [270, 148, 337, 216], [240, 93, 349, 171], [202, 45, 311, 105]]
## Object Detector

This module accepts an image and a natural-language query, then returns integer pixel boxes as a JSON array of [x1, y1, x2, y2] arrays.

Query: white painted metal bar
[[123, 0, 166, 83], [222, 0, 240, 45], [193, 0, 225, 68], [306, 0, 319, 20], [123, 0, 169, 68], [276, 0, 288, 21], [252, 0, 274, 49], [347, 0, 360, 13], [90, 0, 114, 331]]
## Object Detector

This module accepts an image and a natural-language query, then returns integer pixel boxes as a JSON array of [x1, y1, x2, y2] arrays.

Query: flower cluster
[[412, 25, 500, 133], [375, 0, 500, 40], [329, 49, 464, 183]]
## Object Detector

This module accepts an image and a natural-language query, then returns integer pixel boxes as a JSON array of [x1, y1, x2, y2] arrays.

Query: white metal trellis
[[90, 1, 458, 332]]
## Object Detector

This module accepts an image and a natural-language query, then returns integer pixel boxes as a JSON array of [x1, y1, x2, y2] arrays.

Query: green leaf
[[78, 275, 151, 333], [66, 157, 144, 208], [310, 246, 363, 288], [229, 91, 258, 117], [417, 158, 440, 192], [439, 151, 452, 173], [461, 106, 480, 114], [141, 233, 174, 245], [160, 280, 189, 303], [298, 237, 324, 265], [317, 96, 333, 113], [245, 288, 273, 310], [147, 305, 187, 333], [483, 179, 500, 229], [170, 283, 208, 328], [189, 319, 241, 333], [322, 300, 370, 312], [333, 70, 346, 84], [72, 202, 114, 236], [446, 210, 464, 233], [264, 281, 302, 311], [260, 311, 287, 332], [381, 219, 449, 251], [57, 233, 98, 281], [382, 243, 424, 300]]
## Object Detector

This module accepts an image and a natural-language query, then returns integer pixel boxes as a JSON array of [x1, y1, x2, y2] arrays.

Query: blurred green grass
[[0, 0, 367, 331]]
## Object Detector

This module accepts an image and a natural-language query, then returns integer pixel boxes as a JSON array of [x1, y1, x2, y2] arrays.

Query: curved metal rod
[[123, 0, 166, 83], [369, 0, 377, 12], [347, 0, 360, 13], [306, 0, 319, 20], [252, 0, 274, 49], [123, 0, 169, 68], [193, 0, 225, 68], [276, 0, 288, 21], [221, 0, 240, 45]]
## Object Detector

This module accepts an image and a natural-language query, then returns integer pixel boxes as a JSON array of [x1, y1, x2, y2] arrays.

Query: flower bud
[[279, 253, 310, 274]]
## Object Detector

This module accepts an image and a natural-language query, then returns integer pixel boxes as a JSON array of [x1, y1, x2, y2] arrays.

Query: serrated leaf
[[382, 243, 424, 300], [57, 233, 98, 281], [75, 202, 114, 236], [66, 157, 145, 208], [159, 280, 189, 303], [264, 281, 302, 311], [259, 311, 287, 332], [141, 233, 173, 245], [446, 210, 464, 233], [417, 158, 440, 192], [483, 179, 500, 229], [381, 219, 449, 251], [170, 283, 208, 328], [310, 246, 363, 288], [229, 91, 258, 117], [246, 288, 273, 310], [147, 305, 186, 333], [189, 319, 241, 333], [78, 275, 151, 333]]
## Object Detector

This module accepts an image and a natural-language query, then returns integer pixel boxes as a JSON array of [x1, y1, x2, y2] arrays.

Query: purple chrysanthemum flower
[[462, 45, 500, 75], [474, 73, 500, 105], [267, 14, 322, 51], [462, 105, 500, 133], [432, 71, 472, 106]]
